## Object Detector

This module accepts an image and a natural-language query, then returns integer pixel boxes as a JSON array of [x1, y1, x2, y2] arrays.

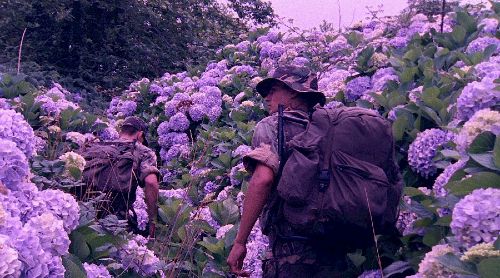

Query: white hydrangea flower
[[216, 224, 234, 239], [418, 244, 456, 278], [65, 132, 87, 146], [455, 109, 500, 153], [0, 235, 21, 278], [461, 242, 500, 263], [59, 151, 86, 172]]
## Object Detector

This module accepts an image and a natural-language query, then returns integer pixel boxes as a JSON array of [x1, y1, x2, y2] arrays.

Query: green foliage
[[0, 0, 275, 91]]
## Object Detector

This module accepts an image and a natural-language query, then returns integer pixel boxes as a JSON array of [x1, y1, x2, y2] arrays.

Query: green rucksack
[[276, 105, 403, 244], [81, 141, 140, 214]]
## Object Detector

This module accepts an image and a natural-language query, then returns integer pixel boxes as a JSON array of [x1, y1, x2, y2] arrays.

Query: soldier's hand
[[227, 242, 250, 277], [148, 222, 156, 239]]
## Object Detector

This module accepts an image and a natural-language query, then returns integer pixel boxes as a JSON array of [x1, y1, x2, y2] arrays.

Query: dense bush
[[0, 1, 499, 277]]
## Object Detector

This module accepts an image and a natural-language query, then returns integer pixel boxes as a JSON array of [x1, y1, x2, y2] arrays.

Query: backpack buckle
[[318, 170, 330, 192]]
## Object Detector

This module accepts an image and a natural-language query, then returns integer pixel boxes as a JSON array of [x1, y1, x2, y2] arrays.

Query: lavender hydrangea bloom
[[204, 181, 218, 194], [207, 106, 222, 122], [232, 145, 252, 157], [25, 213, 70, 256], [456, 78, 500, 121], [189, 104, 207, 121], [84, 263, 112, 278], [230, 163, 246, 186], [99, 126, 119, 141], [243, 220, 269, 278], [371, 67, 399, 91], [47, 256, 65, 278], [0, 98, 11, 109], [408, 129, 455, 178], [9, 182, 47, 222], [417, 244, 457, 278], [466, 37, 500, 55], [193, 206, 220, 230], [35, 90, 79, 117], [0, 109, 36, 157], [160, 144, 190, 163], [479, 18, 499, 35], [0, 139, 29, 191], [451, 188, 500, 248], [433, 159, 467, 198], [115, 235, 160, 275], [318, 69, 350, 98], [231, 65, 258, 76], [14, 228, 52, 278], [358, 270, 383, 278], [168, 112, 190, 132], [388, 36, 409, 49], [159, 188, 190, 203], [39, 189, 80, 232], [158, 132, 189, 148], [133, 187, 148, 231], [345, 76, 371, 101], [0, 235, 21, 278], [473, 56, 500, 79]]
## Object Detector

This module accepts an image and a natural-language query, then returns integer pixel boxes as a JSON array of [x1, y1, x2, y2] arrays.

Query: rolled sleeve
[[243, 143, 280, 175], [242, 116, 280, 176], [139, 148, 160, 182]]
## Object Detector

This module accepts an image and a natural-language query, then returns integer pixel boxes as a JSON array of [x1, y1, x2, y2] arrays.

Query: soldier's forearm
[[235, 164, 274, 244], [144, 175, 159, 222]]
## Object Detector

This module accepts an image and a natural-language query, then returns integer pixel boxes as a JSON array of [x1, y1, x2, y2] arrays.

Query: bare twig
[[364, 186, 384, 278], [440, 0, 446, 33], [17, 28, 27, 74], [337, 0, 342, 32]]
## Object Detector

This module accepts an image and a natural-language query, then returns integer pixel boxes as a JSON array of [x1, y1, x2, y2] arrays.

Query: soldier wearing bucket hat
[[82, 116, 160, 238], [228, 66, 348, 277]]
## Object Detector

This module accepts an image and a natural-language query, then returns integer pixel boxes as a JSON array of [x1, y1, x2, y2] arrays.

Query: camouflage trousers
[[262, 235, 348, 278]]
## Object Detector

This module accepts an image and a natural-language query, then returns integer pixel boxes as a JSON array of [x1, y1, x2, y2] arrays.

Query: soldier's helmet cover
[[255, 66, 326, 106], [122, 116, 148, 145]]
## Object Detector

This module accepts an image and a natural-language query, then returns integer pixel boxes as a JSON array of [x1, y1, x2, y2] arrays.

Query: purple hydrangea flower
[[473, 56, 500, 79], [13, 228, 52, 278], [371, 67, 399, 91], [232, 145, 252, 157], [168, 112, 190, 132], [0, 139, 29, 191], [207, 106, 222, 122], [204, 181, 218, 194], [47, 256, 65, 278], [39, 189, 80, 232], [466, 37, 500, 55], [231, 65, 258, 76], [433, 159, 468, 198], [388, 36, 409, 49], [158, 132, 189, 148], [133, 187, 148, 231], [0, 235, 22, 277], [24, 213, 70, 256], [99, 126, 119, 141], [114, 235, 160, 275], [358, 270, 383, 278], [451, 188, 500, 248], [408, 129, 455, 178], [345, 76, 371, 101], [160, 144, 190, 163], [83, 263, 112, 278], [35, 88, 79, 117], [189, 104, 208, 121], [456, 78, 500, 121], [0, 109, 36, 157], [236, 40, 251, 52], [8, 182, 47, 222], [0, 98, 11, 109], [479, 18, 499, 35]]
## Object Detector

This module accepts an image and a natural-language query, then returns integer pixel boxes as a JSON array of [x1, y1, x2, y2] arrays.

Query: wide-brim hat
[[256, 66, 326, 106]]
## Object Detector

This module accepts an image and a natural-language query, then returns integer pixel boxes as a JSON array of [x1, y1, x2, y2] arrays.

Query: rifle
[[277, 104, 308, 173]]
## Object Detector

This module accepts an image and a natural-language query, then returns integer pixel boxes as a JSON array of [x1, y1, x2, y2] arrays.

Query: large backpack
[[81, 141, 141, 215], [276, 106, 403, 244]]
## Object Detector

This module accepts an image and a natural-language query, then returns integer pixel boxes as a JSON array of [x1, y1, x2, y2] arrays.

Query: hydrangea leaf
[[494, 238, 500, 251], [69, 231, 91, 260], [209, 198, 239, 226], [436, 253, 478, 275], [468, 132, 495, 154], [448, 172, 500, 196], [469, 153, 500, 171], [62, 254, 87, 278], [451, 26, 466, 45], [493, 137, 500, 168], [456, 11, 477, 34], [478, 258, 500, 278], [382, 261, 413, 277], [423, 226, 445, 247]]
